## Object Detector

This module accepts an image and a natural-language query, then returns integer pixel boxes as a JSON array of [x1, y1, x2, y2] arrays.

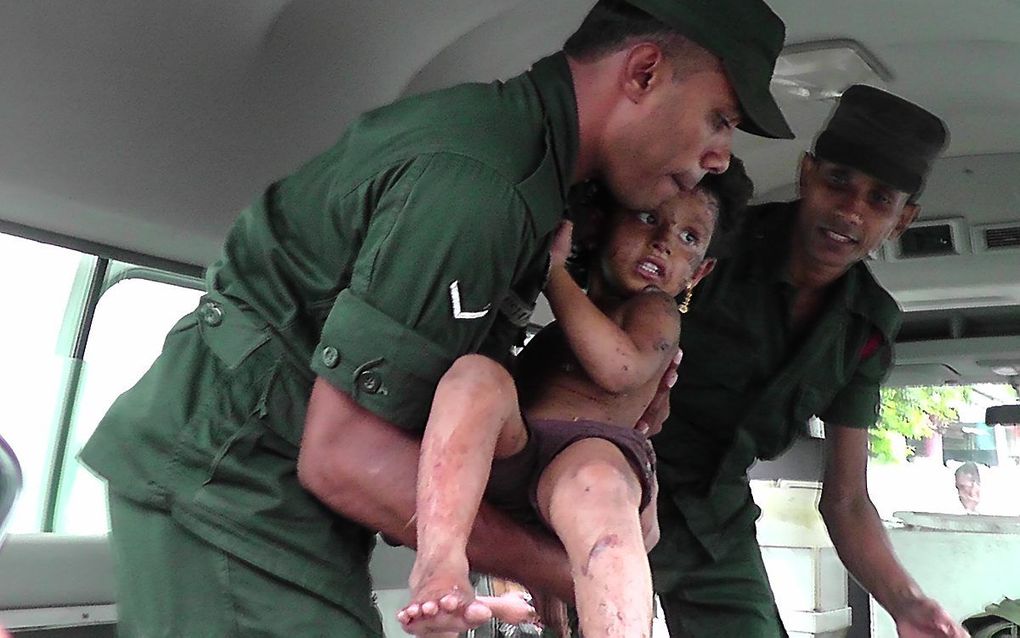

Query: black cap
[[622, 0, 794, 139], [814, 85, 949, 196]]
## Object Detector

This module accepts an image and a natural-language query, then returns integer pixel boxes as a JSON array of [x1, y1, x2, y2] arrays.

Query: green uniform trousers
[[108, 493, 369, 638], [650, 504, 787, 638]]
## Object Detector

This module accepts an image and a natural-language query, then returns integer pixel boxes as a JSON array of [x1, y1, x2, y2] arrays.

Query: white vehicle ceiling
[[1, 0, 1019, 384]]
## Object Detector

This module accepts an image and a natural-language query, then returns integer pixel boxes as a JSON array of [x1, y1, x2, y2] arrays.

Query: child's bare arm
[[544, 224, 680, 393], [551, 275, 679, 392]]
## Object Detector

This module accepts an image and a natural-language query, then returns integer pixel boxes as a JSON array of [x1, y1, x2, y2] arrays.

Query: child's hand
[[549, 221, 574, 271]]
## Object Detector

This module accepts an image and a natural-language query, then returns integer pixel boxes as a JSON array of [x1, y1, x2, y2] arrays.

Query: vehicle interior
[[1, 1, 1018, 637]]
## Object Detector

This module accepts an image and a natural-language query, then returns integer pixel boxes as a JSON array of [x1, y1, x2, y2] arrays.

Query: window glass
[[0, 233, 92, 533], [54, 275, 201, 534], [867, 383, 1020, 519]]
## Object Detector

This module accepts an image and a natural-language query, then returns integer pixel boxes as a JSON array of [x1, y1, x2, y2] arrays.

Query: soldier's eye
[[827, 171, 849, 186], [871, 191, 894, 207]]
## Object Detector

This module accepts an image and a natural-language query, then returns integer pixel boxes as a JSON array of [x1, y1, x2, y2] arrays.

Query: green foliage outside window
[[872, 386, 974, 463]]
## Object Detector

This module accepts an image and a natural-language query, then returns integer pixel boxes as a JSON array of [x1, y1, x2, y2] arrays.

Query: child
[[399, 161, 752, 637]]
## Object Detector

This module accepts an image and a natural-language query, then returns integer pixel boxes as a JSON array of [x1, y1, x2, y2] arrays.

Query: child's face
[[597, 189, 717, 298]]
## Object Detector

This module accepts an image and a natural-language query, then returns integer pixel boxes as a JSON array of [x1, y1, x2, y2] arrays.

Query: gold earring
[[677, 283, 694, 314]]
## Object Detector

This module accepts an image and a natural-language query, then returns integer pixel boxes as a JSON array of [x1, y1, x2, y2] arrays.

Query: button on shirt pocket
[[197, 295, 272, 371]]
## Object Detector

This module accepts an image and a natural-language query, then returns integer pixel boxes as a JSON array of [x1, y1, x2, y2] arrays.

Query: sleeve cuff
[[819, 381, 881, 429], [312, 289, 455, 433]]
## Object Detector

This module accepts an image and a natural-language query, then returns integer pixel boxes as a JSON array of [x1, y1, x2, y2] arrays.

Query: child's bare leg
[[399, 355, 530, 635], [536, 438, 653, 638]]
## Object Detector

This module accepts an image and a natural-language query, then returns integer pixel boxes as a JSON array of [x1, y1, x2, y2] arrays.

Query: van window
[[0, 233, 93, 533], [55, 276, 201, 534], [868, 383, 1020, 519], [0, 230, 202, 534]]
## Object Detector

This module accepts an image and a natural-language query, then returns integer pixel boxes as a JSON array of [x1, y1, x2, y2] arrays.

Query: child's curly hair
[[565, 156, 754, 286]]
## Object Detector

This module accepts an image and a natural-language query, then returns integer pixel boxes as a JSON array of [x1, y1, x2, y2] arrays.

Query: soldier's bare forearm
[[820, 492, 921, 614], [298, 378, 574, 601], [468, 505, 574, 601], [820, 425, 930, 620]]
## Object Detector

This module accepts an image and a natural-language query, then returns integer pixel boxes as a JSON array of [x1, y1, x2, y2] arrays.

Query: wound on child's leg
[[581, 533, 622, 576]]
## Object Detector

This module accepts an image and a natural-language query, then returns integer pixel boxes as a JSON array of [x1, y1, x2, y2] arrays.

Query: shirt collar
[[527, 52, 579, 204], [741, 200, 797, 286]]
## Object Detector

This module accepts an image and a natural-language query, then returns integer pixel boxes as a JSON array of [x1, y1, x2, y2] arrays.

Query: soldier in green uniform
[[78, 1, 792, 636], [649, 85, 969, 638]]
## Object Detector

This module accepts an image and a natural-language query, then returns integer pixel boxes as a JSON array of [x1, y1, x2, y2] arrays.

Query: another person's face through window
[[954, 470, 981, 513]]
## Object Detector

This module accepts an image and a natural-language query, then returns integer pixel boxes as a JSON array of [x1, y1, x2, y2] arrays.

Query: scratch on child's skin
[[581, 533, 622, 576]]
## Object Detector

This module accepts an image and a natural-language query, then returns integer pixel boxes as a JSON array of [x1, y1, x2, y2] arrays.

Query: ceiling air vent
[[972, 221, 1020, 252], [886, 218, 968, 260]]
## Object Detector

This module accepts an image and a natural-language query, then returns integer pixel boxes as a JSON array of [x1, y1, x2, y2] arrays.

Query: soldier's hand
[[636, 349, 681, 437], [893, 596, 969, 638], [640, 475, 660, 552], [531, 590, 570, 638]]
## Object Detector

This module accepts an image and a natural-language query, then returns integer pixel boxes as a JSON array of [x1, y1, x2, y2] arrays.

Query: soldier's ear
[[620, 43, 667, 102], [888, 203, 920, 241], [797, 153, 817, 194]]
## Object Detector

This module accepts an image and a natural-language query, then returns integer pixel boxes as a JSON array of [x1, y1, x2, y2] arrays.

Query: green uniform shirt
[[652, 200, 901, 564], [80, 53, 578, 634]]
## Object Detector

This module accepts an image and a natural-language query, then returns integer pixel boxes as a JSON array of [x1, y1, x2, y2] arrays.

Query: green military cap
[[814, 84, 949, 196], [623, 0, 794, 140]]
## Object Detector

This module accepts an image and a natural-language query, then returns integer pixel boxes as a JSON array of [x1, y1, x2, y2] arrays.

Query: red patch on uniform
[[859, 330, 883, 360]]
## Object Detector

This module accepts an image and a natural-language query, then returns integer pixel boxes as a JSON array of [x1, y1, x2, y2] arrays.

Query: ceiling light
[[992, 366, 1020, 377], [771, 39, 891, 101], [976, 359, 1020, 377]]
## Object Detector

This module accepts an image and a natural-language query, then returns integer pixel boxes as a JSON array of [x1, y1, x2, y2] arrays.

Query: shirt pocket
[[196, 293, 271, 370], [175, 292, 285, 475]]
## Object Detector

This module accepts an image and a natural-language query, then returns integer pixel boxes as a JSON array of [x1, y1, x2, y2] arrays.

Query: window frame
[[0, 221, 203, 533]]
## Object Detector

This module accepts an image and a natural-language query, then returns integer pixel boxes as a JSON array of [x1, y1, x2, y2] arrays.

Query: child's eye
[[679, 230, 699, 245], [636, 211, 656, 225]]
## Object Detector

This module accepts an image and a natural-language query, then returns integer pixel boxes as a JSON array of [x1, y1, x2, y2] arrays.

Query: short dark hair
[[955, 461, 981, 483], [700, 155, 754, 258], [564, 0, 716, 78], [565, 156, 753, 284]]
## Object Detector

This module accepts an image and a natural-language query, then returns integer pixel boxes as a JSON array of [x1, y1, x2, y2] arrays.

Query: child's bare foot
[[398, 556, 492, 635], [397, 592, 538, 636]]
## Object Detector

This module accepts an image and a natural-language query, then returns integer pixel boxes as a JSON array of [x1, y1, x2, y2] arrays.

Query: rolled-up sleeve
[[819, 340, 893, 429], [312, 153, 535, 432]]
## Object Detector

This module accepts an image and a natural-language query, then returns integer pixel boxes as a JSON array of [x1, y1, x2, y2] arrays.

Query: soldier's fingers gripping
[[637, 349, 682, 436]]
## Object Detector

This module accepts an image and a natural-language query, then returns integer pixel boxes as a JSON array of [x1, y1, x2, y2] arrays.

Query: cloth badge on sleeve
[[449, 281, 491, 320]]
